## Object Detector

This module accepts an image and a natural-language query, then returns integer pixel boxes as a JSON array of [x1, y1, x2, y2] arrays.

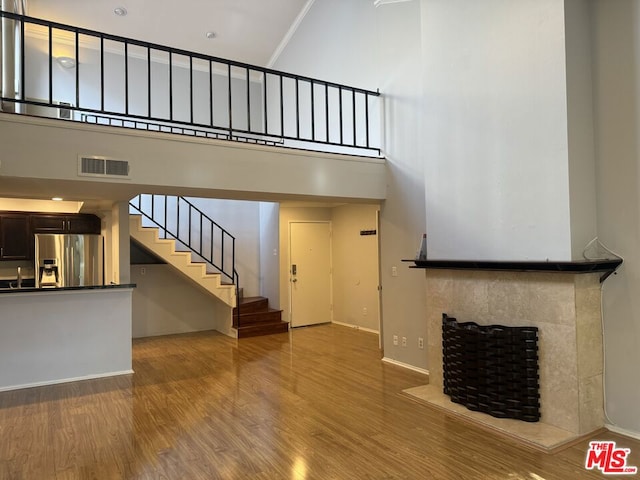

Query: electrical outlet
[[391, 266, 398, 277], [393, 335, 398, 346], [418, 337, 424, 349], [140, 267, 146, 276], [363, 307, 368, 316], [402, 336, 407, 347]]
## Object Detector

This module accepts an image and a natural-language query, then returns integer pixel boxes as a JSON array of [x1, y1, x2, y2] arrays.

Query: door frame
[[288, 220, 334, 327]]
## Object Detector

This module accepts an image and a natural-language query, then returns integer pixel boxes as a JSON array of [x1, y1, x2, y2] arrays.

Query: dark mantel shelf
[[402, 258, 623, 282]]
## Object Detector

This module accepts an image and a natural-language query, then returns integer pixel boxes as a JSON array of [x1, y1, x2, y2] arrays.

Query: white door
[[289, 222, 332, 327]]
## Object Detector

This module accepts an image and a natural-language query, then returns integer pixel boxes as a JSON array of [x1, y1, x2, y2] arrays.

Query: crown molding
[[267, 0, 316, 68], [374, 0, 414, 7]]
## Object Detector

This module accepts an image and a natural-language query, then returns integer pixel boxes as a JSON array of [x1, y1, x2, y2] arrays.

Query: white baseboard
[[332, 320, 379, 335], [382, 357, 429, 376], [0, 369, 134, 393], [606, 423, 640, 442]]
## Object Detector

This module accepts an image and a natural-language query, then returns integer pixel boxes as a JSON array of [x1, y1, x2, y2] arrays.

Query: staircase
[[234, 297, 288, 338], [129, 194, 288, 338], [129, 214, 236, 307]]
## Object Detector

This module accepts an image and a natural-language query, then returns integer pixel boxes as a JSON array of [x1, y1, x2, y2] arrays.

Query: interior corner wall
[[592, 0, 640, 436], [565, 0, 598, 259], [421, 0, 573, 261]]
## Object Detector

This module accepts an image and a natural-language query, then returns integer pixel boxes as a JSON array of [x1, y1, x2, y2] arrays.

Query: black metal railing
[[129, 194, 238, 287], [0, 10, 381, 155]]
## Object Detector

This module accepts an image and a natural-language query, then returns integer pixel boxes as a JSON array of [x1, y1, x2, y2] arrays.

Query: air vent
[[78, 156, 130, 179], [106, 159, 129, 176]]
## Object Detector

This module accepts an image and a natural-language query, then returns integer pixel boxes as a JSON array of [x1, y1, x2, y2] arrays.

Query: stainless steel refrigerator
[[35, 234, 104, 288]]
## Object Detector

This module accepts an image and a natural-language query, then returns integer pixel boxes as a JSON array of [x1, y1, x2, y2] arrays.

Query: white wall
[[185, 198, 261, 297], [565, 0, 598, 259], [422, 0, 572, 261], [130, 264, 230, 338], [332, 204, 380, 332], [259, 202, 280, 306], [592, 0, 640, 436]]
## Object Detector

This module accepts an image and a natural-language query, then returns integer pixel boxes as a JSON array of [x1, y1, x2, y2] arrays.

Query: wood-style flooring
[[0, 324, 638, 479]]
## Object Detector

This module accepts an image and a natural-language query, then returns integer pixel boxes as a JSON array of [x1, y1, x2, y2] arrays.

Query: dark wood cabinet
[[31, 214, 101, 235], [67, 214, 101, 234], [0, 214, 32, 260], [30, 214, 67, 233], [0, 212, 102, 262]]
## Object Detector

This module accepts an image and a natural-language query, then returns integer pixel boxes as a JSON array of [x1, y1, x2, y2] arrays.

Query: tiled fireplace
[[403, 259, 621, 451]]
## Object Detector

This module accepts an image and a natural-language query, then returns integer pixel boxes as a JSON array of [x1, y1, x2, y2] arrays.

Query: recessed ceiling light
[[52, 197, 63, 201], [205, 31, 217, 40], [114, 7, 127, 16], [56, 56, 76, 69]]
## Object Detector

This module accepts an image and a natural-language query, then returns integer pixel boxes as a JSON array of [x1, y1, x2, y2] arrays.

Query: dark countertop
[[0, 283, 136, 294], [0, 278, 35, 289], [403, 258, 623, 282]]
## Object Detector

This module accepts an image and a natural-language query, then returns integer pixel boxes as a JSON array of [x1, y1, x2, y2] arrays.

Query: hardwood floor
[[0, 324, 639, 479]]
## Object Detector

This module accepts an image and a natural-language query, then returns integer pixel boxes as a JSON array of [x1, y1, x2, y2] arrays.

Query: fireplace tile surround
[[403, 260, 621, 451]]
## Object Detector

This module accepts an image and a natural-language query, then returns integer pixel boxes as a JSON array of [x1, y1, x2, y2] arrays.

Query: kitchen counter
[[0, 283, 136, 294], [0, 285, 134, 391]]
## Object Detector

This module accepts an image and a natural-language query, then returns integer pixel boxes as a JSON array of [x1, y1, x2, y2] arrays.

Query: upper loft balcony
[[0, 10, 386, 203], [0, 10, 382, 158]]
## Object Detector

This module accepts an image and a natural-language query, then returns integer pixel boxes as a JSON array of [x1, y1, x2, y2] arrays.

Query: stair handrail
[[129, 194, 238, 289]]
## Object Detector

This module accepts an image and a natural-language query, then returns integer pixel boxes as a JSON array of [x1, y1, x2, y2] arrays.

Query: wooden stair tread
[[236, 321, 289, 338], [239, 296, 268, 305], [233, 296, 270, 315], [233, 293, 284, 333], [237, 307, 281, 317], [235, 310, 283, 327]]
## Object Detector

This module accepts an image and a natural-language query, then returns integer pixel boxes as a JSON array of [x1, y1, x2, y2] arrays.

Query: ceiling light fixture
[[56, 56, 76, 69], [114, 7, 127, 16], [205, 31, 217, 40], [51, 197, 63, 201]]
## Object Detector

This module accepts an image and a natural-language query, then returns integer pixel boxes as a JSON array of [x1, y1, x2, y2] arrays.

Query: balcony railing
[[0, 10, 382, 156]]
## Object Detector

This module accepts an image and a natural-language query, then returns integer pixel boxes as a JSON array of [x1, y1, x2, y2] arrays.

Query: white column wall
[[421, 0, 572, 261]]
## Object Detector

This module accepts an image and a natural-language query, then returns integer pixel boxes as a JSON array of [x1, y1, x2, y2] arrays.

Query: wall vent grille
[[78, 156, 130, 179]]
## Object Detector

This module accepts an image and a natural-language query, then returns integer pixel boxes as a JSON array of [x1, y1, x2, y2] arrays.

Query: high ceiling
[[26, 0, 311, 67]]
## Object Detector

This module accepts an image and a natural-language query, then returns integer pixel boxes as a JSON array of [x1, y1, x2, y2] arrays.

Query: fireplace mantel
[[404, 265, 615, 451], [403, 258, 622, 281]]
